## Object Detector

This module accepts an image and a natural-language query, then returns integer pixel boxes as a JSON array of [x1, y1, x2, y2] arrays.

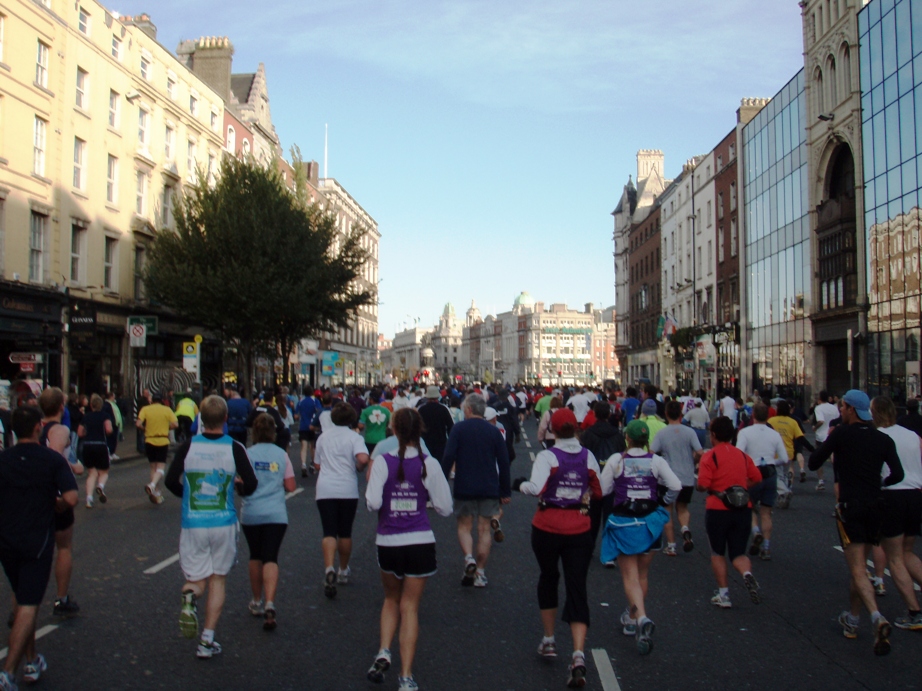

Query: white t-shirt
[[735, 423, 788, 466], [315, 425, 369, 500], [720, 396, 738, 425], [684, 406, 710, 429], [814, 402, 840, 442], [568, 393, 592, 423], [392, 396, 409, 411], [879, 424, 922, 490]]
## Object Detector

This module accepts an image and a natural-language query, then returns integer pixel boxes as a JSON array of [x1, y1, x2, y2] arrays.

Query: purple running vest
[[612, 452, 659, 506], [377, 453, 432, 536], [542, 446, 590, 509]]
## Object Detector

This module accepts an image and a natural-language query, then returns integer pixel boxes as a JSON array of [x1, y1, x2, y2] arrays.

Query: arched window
[[841, 43, 852, 96], [815, 67, 825, 114], [827, 56, 838, 106], [226, 125, 235, 152], [242, 139, 250, 156]]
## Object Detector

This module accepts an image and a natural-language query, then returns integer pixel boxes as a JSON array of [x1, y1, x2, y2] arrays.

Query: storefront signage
[[127, 316, 159, 336], [69, 306, 97, 333], [9, 352, 42, 364], [1, 297, 56, 316], [321, 351, 339, 376], [182, 342, 199, 376]]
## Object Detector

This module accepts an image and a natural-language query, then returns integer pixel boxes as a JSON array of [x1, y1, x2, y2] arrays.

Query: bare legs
[[618, 553, 653, 621], [378, 573, 427, 678], [843, 543, 881, 617], [4, 604, 38, 676], [457, 515, 493, 570], [183, 574, 226, 632], [85, 469, 109, 502], [249, 561, 280, 604], [54, 526, 74, 600], [322, 536, 352, 571], [710, 553, 752, 588]]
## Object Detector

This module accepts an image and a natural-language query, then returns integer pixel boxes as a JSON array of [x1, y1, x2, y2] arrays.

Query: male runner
[[812, 390, 840, 491], [652, 400, 702, 555], [136, 392, 178, 504]]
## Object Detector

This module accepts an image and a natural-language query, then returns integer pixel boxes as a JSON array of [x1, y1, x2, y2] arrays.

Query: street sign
[[9, 352, 41, 364], [127, 316, 159, 336], [20, 363, 35, 373], [183, 342, 199, 376], [194, 334, 203, 344], [129, 323, 147, 348]]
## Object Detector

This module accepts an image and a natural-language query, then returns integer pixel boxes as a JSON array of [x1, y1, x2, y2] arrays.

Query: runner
[[767, 400, 807, 493], [297, 387, 319, 476], [579, 401, 626, 546], [175, 392, 198, 446], [600, 419, 681, 655], [651, 400, 703, 556], [696, 416, 763, 608], [365, 408, 452, 691], [240, 413, 296, 631], [808, 390, 904, 655], [812, 390, 839, 491], [164, 395, 258, 658], [0, 406, 78, 689], [418, 386, 454, 478], [78, 394, 113, 508], [537, 397, 563, 449], [442, 393, 511, 588], [314, 402, 371, 598], [358, 389, 391, 458], [136, 391, 179, 504], [225, 385, 252, 447]]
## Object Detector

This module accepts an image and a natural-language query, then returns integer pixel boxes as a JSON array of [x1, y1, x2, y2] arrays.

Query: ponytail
[[397, 439, 407, 483]]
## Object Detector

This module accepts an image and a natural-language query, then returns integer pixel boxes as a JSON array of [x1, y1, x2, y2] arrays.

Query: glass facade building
[[742, 70, 814, 403], [860, 0, 922, 400]]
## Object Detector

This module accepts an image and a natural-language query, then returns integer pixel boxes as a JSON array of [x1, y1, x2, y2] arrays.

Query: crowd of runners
[[0, 379, 920, 690]]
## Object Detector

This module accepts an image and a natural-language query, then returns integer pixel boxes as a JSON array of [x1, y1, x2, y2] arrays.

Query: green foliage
[[669, 327, 696, 350]]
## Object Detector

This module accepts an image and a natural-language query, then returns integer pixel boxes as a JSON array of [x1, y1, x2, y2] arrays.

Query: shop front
[[0, 281, 66, 388]]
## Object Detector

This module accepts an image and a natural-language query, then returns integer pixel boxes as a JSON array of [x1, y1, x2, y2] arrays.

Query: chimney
[[306, 161, 320, 187], [738, 97, 770, 126], [636, 150, 664, 182], [123, 13, 157, 40], [535, 302, 545, 314], [585, 302, 594, 314], [177, 36, 235, 104]]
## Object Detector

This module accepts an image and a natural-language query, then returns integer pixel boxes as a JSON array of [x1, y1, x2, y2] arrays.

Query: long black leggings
[[531, 526, 593, 626]]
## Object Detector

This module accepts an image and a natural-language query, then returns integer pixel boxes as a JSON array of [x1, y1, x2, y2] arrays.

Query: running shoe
[[567, 652, 587, 688], [85, 496, 93, 509], [662, 544, 677, 556], [873, 616, 892, 656], [748, 533, 764, 557], [787, 470, 794, 486], [263, 605, 276, 631], [893, 612, 922, 631], [96, 486, 107, 503], [324, 569, 337, 599], [22, 654, 47, 683], [776, 493, 791, 509], [473, 571, 488, 588], [620, 608, 637, 636], [301, 465, 308, 478], [179, 590, 198, 639], [53, 596, 80, 616], [366, 648, 391, 683], [397, 676, 419, 691], [682, 529, 694, 553], [196, 638, 222, 659], [461, 555, 477, 586], [759, 548, 772, 561], [874, 578, 887, 597], [710, 591, 732, 608], [744, 573, 761, 604], [337, 566, 352, 585], [490, 517, 505, 543], [603, 560, 616, 569], [800, 471, 807, 483], [248, 599, 264, 616], [816, 479, 826, 491], [837, 611, 858, 639], [0, 670, 17, 691], [145, 483, 158, 503], [635, 617, 655, 655], [537, 639, 558, 658]]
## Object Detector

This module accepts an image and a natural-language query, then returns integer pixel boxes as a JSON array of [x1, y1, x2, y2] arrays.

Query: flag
[[663, 314, 678, 337]]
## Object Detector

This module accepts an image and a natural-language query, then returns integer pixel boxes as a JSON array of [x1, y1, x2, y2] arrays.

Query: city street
[[3, 417, 920, 690]]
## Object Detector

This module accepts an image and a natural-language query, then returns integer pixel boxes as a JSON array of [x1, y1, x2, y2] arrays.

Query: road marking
[[144, 487, 305, 574], [529, 452, 536, 461], [832, 546, 922, 591], [0, 625, 58, 661], [591, 648, 622, 691], [144, 553, 180, 575], [525, 441, 532, 448]]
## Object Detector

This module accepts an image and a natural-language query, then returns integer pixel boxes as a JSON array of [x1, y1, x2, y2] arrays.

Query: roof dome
[[443, 303, 456, 317], [421, 347, 434, 358], [513, 291, 535, 308]]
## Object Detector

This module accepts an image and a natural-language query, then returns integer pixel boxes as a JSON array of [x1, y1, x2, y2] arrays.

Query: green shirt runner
[[360, 405, 391, 445]]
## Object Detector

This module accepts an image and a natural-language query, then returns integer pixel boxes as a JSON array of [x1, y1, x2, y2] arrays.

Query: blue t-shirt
[[621, 397, 640, 424], [240, 443, 290, 525], [226, 398, 252, 435], [298, 397, 319, 431]]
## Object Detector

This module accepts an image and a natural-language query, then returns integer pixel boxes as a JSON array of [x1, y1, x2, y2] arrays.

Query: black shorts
[[83, 443, 110, 471], [0, 541, 54, 606], [241, 523, 288, 563], [145, 443, 169, 464], [299, 429, 316, 442], [839, 500, 884, 545], [55, 507, 75, 533], [676, 486, 695, 504], [705, 508, 751, 560], [316, 499, 359, 538], [377, 543, 437, 579], [881, 489, 922, 539]]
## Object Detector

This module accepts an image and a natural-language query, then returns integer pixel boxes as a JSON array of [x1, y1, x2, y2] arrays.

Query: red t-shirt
[[697, 442, 761, 511]]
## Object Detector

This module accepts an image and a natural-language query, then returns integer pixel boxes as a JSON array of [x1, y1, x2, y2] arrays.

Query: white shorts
[[179, 525, 238, 582]]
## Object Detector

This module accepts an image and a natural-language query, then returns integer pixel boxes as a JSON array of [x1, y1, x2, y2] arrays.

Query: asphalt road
[[2, 417, 921, 690]]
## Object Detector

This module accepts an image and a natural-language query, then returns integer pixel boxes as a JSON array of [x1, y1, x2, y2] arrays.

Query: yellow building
[[0, 0, 225, 395]]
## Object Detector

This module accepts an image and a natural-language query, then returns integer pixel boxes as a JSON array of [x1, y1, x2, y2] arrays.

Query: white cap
[[484, 407, 497, 421]]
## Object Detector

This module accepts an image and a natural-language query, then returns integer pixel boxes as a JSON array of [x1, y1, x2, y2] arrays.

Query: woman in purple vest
[[364, 407, 452, 691], [600, 420, 682, 655], [513, 408, 602, 689]]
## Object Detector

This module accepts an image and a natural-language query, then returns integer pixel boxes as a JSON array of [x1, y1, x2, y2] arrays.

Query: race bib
[[390, 499, 418, 512], [627, 489, 649, 500], [555, 487, 582, 501]]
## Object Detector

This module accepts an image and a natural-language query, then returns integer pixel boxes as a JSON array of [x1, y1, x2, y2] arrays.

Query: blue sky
[[113, 0, 805, 336]]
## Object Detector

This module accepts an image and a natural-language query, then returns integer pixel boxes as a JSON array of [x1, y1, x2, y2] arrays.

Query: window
[[729, 143, 735, 159], [135, 170, 147, 215], [161, 185, 174, 228], [718, 226, 725, 263], [167, 77, 175, 100], [187, 139, 197, 182], [108, 90, 119, 128], [189, 95, 197, 116], [70, 224, 85, 283], [73, 138, 86, 189], [718, 192, 724, 219], [730, 182, 737, 211], [104, 237, 117, 290], [138, 108, 149, 147], [0, 14, 6, 63], [36, 41, 49, 88], [707, 200, 712, 226], [75, 67, 88, 109], [29, 212, 46, 282], [134, 244, 146, 300], [717, 155, 723, 169], [78, 7, 90, 35], [730, 218, 738, 257], [210, 111, 217, 129], [226, 126, 236, 152], [106, 155, 118, 204], [33, 117, 46, 176], [140, 56, 150, 81], [164, 126, 174, 161], [242, 139, 250, 156], [707, 240, 713, 274], [111, 35, 122, 60], [207, 153, 216, 184]]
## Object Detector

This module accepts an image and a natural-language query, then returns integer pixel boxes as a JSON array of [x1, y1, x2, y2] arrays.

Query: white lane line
[[832, 546, 921, 591], [591, 648, 622, 691], [525, 441, 532, 448], [144, 553, 180, 575], [529, 452, 536, 461], [0, 625, 58, 661], [144, 487, 305, 574]]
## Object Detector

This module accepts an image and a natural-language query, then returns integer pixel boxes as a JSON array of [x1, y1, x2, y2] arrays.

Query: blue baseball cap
[[842, 389, 872, 421]]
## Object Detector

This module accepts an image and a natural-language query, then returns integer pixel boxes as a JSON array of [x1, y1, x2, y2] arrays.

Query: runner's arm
[[881, 438, 905, 487], [599, 454, 623, 496], [364, 455, 387, 511], [807, 431, 836, 471], [232, 442, 258, 496], [423, 457, 454, 516], [652, 455, 682, 505], [518, 449, 555, 496]]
